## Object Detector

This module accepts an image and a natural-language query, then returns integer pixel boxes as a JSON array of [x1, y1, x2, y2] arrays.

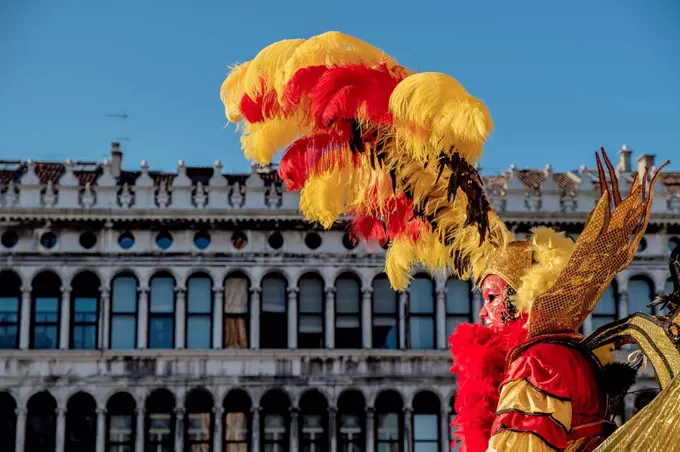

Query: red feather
[[278, 131, 350, 190], [348, 214, 387, 244], [239, 89, 283, 123], [449, 322, 528, 452], [281, 65, 329, 109]]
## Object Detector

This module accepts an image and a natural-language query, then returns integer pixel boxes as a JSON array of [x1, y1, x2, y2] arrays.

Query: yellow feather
[[275, 31, 405, 101], [240, 113, 310, 165], [243, 39, 306, 99], [220, 62, 251, 123], [389, 72, 493, 163], [299, 160, 356, 228], [385, 235, 418, 291]]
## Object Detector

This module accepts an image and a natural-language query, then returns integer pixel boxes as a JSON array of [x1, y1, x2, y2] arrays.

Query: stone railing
[[0, 158, 677, 216]]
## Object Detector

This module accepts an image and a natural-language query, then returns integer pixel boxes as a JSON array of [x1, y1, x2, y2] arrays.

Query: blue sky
[[1, 0, 679, 174]]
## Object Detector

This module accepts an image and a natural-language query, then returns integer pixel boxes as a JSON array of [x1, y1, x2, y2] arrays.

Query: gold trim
[[497, 379, 572, 431]]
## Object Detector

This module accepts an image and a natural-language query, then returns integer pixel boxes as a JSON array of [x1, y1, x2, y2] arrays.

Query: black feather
[[596, 362, 638, 398]]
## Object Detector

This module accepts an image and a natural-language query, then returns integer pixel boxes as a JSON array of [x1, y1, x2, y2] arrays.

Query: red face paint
[[479, 275, 524, 329]]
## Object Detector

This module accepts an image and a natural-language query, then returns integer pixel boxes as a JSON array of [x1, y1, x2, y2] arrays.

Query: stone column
[[289, 407, 299, 451], [249, 287, 261, 349], [361, 288, 372, 349], [287, 287, 299, 349], [583, 315, 594, 335], [399, 292, 408, 349], [403, 407, 413, 452], [471, 289, 483, 324], [96, 407, 106, 452], [100, 286, 111, 349], [137, 287, 149, 349], [175, 287, 186, 349], [436, 287, 447, 349], [212, 287, 224, 349], [328, 406, 337, 452], [14, 407, 26, 452], [325, 287, 336, 349], [365, 407, 375, 452], [213, 406, 224, 452], [135, 406, 145, 452], [619, 290, 629, 319], [251, 407, 261, 452], [440, 408, 450, 452], [55, 406, 66, 452], [174, 406, 185, 452], [19, 285, 31, 349], [59, 286, 71, 349]]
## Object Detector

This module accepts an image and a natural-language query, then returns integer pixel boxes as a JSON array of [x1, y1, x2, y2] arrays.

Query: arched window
[[0, 271, 21, 349], [145, 389, 175, 451], [375, 390, 403, 452], [261, 389, 291, 452], [372, 274, 398, 349], [628, 276, 655, 315], [65, 392, 97, 452], [337, 390, 365, 451], [298, 273, 325, 349], [260, 273, 288, 349], [335, 273, 362, 349], [223, 273, 250, 349], [186, 274, 213, 349], [0, 392, 16, 451], [408, 275, 435, 350], [106, 392, 136, 452], [592, 282, 619, 330], [31, 272, 61, 349], [148, 273, 176, 349], [445, 279, 472, 338], [223, 390, 251, 452], [412, 391, 441, 452], [299, 390, 328, 452], [185, 388, 214, 451], [110, 273, 138, 349], [26, 391, 57, 452], [70, 272, 100, 350]]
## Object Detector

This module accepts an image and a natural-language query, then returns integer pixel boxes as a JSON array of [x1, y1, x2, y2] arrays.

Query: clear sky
[[1, 0, 679, 174]]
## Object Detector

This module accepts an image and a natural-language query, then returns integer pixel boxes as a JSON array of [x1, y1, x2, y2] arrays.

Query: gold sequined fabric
[[595, 374, 680, 451], [528, 160, 668, 339], [477, 240, 534, 290]]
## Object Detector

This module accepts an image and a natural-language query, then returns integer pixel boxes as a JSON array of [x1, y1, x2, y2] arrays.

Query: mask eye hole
[[487, 294, 496, 302]]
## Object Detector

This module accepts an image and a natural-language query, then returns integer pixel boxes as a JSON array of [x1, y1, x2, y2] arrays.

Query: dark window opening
[[342, 232, 358, 250], [305, 232, 322, 250], [106, 392, 136, 452], [260, 274, 288, 349], [0, 271, 21, 349], [372, 274, 399, 350], [1, 231, 18, 248], [65, 392, 97, 452], [408, 276, 435, 350], [223, 390, 251, 452], [26, 391, 57, 452], [375, 391, 403, 452], [335, 274, 362, 349], [30, 272, 61, 350], [268, 232, 284, 249], [118, 232, 135, 250], [70, 272, 100, 350], [337, 391, 365, 452], [155, 231, 173, 250], [148, 274, 175, 349], [231, 231, 248, 250], [145, 390, 175, 451], [298, 274, 324, 349], [186, 275, 213, 349], [78, 232, 97, 250], [40, 232, 58, 249], [300, 390, 328, 452], [110, 274, 138, 349], [261, 390, 291, 452], [185, 389, 214, 451], [193, 231, 211, 250]]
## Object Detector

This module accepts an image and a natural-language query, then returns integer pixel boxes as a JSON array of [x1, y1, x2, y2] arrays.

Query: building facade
[[0, 143, 678, 452]]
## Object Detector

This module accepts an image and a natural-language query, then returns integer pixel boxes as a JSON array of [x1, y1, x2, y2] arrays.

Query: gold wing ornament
[[526, 151, 670, 338]]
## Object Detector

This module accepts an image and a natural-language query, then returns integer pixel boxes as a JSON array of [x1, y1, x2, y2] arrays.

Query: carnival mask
[[479, 275, 521, 328]]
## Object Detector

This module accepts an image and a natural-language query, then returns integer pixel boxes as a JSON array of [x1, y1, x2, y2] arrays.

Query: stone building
[[0, 142, 678, 452]]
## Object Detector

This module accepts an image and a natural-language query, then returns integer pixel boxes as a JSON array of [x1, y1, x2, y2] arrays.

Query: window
[[70, 272, 100, 350], [231, 231, 248, 250], [261, 390, 290, 452], [298, 274, 324, 349], [1, 231, 18, 248], [148, 273, 175, 349], [223, 390, 251, 452], [305, 232, 322, 250], [40, 231, 58, 249], [592, 283, 619, 330], [186, 275, 213, 349], [118, 232, 135, 250], [335, 273, 362, 349], [65, 392, 97, 452], [0, 271, 21, 349], [412, 392, 440, 452], [224, 274, 249, 349], [106, 392, 136, 452], [0, 392, 16, 452], [110, 274, 138, 349], [155, 231, 173, 250], [260, 274, 288, 349], [375, 391, 403, 452], [299, 390, 328, 452], [78, 232, 97, 250], [185, 389, 214, 452], [145, 390, 175, 452], [628, 276, 654, 315], [193, 231, 211, 250], [669, 237, 680, 253], [268, 232, 284, 249], [342, 232, 358, 250], [30, 272, 61, 350], [26, 391, 57, 452], [337, 391, 365, 452], [445, 279, 471, 338], [408, 276, 435, 350], [372, 274, 398, 349]]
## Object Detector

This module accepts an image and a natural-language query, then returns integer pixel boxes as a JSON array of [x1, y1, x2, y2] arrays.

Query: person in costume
[[218, 32, 675, 451]]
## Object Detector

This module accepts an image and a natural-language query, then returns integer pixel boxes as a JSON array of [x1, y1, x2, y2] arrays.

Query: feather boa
[[448, 321, 528, 452]]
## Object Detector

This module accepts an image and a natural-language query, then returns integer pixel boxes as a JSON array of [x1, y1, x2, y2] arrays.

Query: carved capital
[[20, 285, 32, 295], [250, 286, 262, 295]]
